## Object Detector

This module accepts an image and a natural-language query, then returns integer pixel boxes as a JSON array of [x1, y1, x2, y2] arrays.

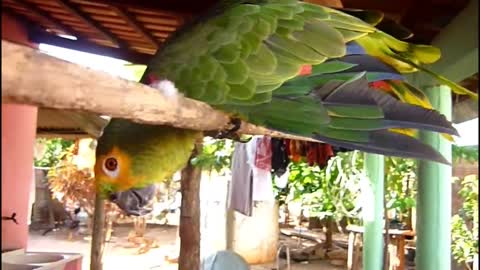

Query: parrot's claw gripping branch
[[214, 118, 250, 142]]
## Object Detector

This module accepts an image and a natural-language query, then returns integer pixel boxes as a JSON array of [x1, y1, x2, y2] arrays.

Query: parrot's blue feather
[[346, 42, 367, 55]]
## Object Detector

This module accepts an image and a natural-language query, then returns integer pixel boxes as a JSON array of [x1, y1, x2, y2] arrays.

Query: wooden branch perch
[[1, 40, 317, 142]]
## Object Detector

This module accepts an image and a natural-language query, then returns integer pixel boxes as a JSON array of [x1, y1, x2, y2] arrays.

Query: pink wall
[[2, 105, 38, 251], [2, 13, 39, 251]]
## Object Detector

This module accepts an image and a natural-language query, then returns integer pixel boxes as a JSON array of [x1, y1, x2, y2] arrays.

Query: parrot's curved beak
[[108, 184, 156, 216]]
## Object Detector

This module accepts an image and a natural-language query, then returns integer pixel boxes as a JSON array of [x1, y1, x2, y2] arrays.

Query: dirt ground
[[28, 225, 179, 270], [27, 225, 345, 270]]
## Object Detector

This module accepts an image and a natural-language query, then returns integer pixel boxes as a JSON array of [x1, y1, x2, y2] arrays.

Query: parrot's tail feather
[[228, 73, 457, 164], [313, 130, 450, 165], [318, 76, 458, 135]]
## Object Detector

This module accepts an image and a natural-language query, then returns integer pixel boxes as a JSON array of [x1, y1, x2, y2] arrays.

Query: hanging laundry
[[229, 142, 253, 216], [306, 142, 318, 166], [274, 168, 289, 189], [271, 138, 290, 177], [286, 139, 302, 163], [255, 136, 272, 171], [317, 143, 335, 169], [248, 136, 274, 202]]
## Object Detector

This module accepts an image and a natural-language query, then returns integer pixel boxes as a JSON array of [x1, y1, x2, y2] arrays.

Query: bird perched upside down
[[94, 0, 478, 216]]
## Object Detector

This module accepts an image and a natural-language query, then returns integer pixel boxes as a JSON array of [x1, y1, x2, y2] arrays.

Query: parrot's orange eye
[[105, 158, 118, 171]]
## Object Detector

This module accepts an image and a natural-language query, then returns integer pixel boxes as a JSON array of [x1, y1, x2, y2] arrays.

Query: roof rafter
[[28, 29, 151, 64], [97, 0, 214, 16], [110, 6, 160, 49], [11, 0, 78, 36], [55, 0, 125, 48]]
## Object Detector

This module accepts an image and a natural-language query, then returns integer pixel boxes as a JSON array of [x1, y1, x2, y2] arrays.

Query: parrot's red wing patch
[[298, 65, 312, 76], [147, 73, 160, 85]]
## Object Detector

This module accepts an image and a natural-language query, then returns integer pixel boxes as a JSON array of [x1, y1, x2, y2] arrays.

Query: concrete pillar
[[416, 86, 452, 270], [406, 1, 478, 268], [2, 105, 38, 251], [362, 153, 385, 270]]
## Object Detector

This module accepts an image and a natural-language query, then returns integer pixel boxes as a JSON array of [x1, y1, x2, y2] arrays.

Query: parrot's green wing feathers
[[144, 1, 476, 102], [140, 0, 477, 164]]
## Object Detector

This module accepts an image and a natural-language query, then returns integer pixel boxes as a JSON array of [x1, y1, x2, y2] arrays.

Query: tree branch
[[1, 40, 317, 142]]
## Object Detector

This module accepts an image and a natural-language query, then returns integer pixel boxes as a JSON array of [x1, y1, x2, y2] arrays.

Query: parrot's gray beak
[[109, 185, 156, 216]]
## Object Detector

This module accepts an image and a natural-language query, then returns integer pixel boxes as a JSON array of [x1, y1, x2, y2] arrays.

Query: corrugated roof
[[2, 0, 472, 64]]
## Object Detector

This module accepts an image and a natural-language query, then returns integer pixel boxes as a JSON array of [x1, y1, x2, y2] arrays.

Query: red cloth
[[307, 142, 318, 166], [255, 136, 272, 171]]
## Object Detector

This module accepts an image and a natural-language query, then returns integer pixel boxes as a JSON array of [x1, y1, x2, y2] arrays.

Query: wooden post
[[363, 153, 385, 270], [325, 216, 334, 250], [90, 193, 106, 270], [178, 143, 202, 270], [347, 231, 355, 270]]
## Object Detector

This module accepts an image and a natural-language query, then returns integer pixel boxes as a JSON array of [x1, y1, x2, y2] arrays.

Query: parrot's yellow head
[[94, 119, 199, 216]]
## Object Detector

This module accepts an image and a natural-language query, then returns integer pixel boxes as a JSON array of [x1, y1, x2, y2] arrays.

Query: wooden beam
[[1, 40, 318, 142], [55, 0, 125, 48], [28, 30, 151, 64], [110, 6, 160, 49], [9, 0, 78, 36]]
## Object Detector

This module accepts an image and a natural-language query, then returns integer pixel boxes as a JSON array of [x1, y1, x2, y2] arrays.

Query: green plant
[[284, 151, 364, 221], [453, 145, 479, 164], [451, 175, 478, 269], [34, 138, 75, 168], [190, 137, 234, 174], [384, 157, 417, 223], [279, 150, 418, 227]]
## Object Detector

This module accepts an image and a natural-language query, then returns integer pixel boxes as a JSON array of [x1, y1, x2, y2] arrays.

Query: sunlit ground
[[28, 225, 180, 270]]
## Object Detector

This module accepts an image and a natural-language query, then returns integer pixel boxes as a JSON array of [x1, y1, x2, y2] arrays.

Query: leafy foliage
[[191, 137, 234, 173], [34, 138, 74, 168], [451, 175, 479, 269], [278, 151, 364, 221], [384, 157, 417, 222], [277, 151, 418, 226], [453, 145, 479, 164]]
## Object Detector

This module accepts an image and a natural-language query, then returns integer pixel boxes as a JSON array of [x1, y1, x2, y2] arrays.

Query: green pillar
[[416, 85, 452, 270], [404, 1, 477, 269], [363, 153, 385, 270]]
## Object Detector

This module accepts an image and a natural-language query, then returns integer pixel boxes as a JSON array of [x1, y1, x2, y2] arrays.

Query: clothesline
[[227, 135, 353, 216]]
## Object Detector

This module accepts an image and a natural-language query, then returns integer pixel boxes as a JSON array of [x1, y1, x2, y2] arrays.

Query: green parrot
[[94, 0, 477, 216]]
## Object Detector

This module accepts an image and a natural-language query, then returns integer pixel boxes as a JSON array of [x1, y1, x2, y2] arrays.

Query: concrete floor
[[28, 225, 179, 270], [27, 225, 345, 270]]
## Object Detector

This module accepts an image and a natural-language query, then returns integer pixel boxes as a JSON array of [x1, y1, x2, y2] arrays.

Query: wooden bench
[[346, 224, 416, 270]]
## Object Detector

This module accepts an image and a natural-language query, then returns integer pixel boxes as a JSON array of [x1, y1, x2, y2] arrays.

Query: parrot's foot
[[215, 118, 250, 142]]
